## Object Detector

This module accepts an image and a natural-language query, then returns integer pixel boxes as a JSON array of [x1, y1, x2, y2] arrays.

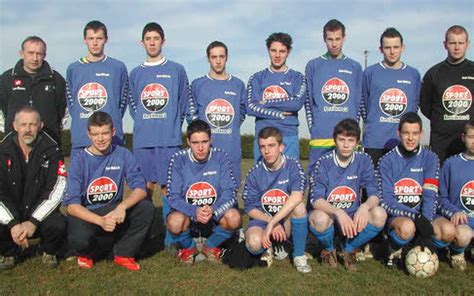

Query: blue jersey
[[66, 56, 129, 148], [62, 145, 146, 210], [361, 62, 421, 149], [305, 55, 362, 145], [379, 146, 440, 221], [191, 74, 246, 164], [166, 148, 237, 220], [129, 58, 196, 148], [246, 68, 305, 136], [438, 153, 474, 218], [242, 156, 306, 217], [308, 150, 378, 216]]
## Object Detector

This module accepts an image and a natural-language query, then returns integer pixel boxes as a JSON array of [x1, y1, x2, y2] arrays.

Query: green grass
[[2, 159, 473, 295]]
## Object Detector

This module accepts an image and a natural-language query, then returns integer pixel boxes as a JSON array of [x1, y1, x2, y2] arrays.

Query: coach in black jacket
[[0, 106, 67, 270], [0, 36, 66, 145]]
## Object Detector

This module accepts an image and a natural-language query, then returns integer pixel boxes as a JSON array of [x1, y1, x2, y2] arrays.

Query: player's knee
[[220, 209, 241, 230], [291, 203, 307, 219], [436, 221, 456, 242], [309, 210, 332, 232], [245, 232, 263, 252], [454, 225, 473, 247], [68, 233, 92, 253], [369, 206, 387, 227], [397, 220, 416, 240], [166, 212, 188, 235]]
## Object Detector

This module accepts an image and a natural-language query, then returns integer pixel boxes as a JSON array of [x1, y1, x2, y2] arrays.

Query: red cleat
[[202, 245, 222, 263], [77, 256, 94, 269], [114, 256, 140, 271], [177, 247, 197, 265]]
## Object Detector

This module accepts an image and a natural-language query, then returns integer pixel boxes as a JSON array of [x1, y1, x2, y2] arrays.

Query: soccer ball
[[405, 246, 439, 278]]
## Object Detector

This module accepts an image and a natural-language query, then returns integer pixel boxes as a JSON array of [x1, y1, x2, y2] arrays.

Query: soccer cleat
[[202, 245, 222, 263], [387, 248, 402, 269], [260, 247, 273, 267], [273, 242, 289, 260], [77, 256, 94, 269], [320, 249, 337, 268], [293, 255, 312, 273], [114, 256, 140, 271], [177, 247, 197, 265], [450, 252, 467, 271], [42, 252, 58, 268], [342, 251, 357, 272], [0, 256, 15, 270]]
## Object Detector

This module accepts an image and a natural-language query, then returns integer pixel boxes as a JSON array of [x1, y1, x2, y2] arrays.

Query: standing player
[[436, 120, 474, 271], [305, 19, 363, 172], [247, 32, 305, 161], [66, 20, 129, 153], [0, 36, 66, 145], [129, 22, 196, 247], [361, 28, 421, 167], [191, 41, 246, 185], [63, 111, 153, 271], [308, 119, 386, 271], [420, 25, 474, 163], [243, 127, 311, 273], [379, 112, 450, 267], [166, 120, 240, 264]]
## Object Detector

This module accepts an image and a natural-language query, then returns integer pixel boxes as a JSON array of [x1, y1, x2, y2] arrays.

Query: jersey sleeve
[[261, 73, 306, 112], [354, 64, 364, 121], [360, 154, 378, 198], [212, 152, 238, 219], [54, 72, 67, 126], [308, 159, 329, 207], [420, 152, 440, 221], [304, 63, 315, 131], [124, 149, 147, 192], [246, 74, 284, 120], [0, 156, 21, 228], [239, 81, 247, 125], [62, 153, 85, 206], [419, 69, 434, 120], [242, 168, 262, 214], [360, 69, 370, 122], [181, 68, 197, 124], [379, 156, 418, 219], [413, 70, 422, 113], [30, 152, 67, 226], [438, 159, 460, 218], [166, 153, 198, 219], [128, 71, 138, 120], [289, 159, 306, 193], [119, 64, 130, 117]]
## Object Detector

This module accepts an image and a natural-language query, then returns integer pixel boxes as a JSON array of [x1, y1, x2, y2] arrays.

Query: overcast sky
[[1, 0, 473, 139]]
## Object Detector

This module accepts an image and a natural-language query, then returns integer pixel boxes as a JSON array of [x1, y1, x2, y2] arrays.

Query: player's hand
[[100, 216, 117, 232], [282, 112, 293, 117], [106, 204, 127, 224], [451, 212, 468, 226], [414, 214, 434, 251], [22, 221, 37, 238], [271, 224, 287, 243], [353, 204, 370, 233], [335, 209, 356, 238], [196, 207, 212, 224], [10, 224, 27, 246]]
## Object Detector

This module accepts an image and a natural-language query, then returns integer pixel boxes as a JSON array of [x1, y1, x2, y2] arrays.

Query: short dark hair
[[323, 19, 345, 39], [186, 120, 211, 139], [333, 118, 360, 141], [266, 32, 292, 51], [87, 111, 113, 130], [206, 41, 228, 57], [258, 127, 283, 144], [21, 36, 47, 52], [464, 119, 474, 134], [83, 20, 108, 39], [380, 27, 403, 47], [142, 22, 165, 40], [398, 112, 422, 131], [14, 105, 41, 123], [445, 25, 469, 42]]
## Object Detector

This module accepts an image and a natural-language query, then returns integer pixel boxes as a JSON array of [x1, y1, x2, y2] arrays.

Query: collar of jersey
[[321, 52, 346, 60], [206, 74, 232, 81], [143, 57, 166, 67], [80, 56, 108, 64], [332, 149, 355, 168], [267, 66, 289, 74], [379, 61, 407, 70], [262, 154, 286, 172], [188, 148, 213, 163]]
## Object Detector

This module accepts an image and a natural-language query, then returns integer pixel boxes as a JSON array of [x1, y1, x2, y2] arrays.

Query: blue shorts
[[134, 146, 180, 184], [253, 134, 300, 163], [246, 218, 287, 231]]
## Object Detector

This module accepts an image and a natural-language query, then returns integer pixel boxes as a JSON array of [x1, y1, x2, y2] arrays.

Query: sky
[[1, 0, 473, 140]]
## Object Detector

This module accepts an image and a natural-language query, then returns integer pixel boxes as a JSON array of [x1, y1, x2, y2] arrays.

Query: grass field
[[1, 159, 473, 295]]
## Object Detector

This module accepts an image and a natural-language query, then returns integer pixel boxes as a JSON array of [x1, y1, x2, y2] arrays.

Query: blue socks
[[310, 224, 335, 251], [246, 246, 265, 256], [206, 226, 234, 248], [432, 237, 450, 249], [171, 229, 195, 249], [163, 197, 176, 246], [291, 217, 308, 257], [388, 229, 413, 249], [344, 223, 383, 252], [450, 245, 466, 255]]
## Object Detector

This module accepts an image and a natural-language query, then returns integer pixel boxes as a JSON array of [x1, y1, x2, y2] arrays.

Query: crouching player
[[308, 119, 386, 271], [242, 127, 311, 273], [379, 112, 445, 267], [166, 120, 241, 264], [63, 111, 154, 271], [436, 120, 474, 271]]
